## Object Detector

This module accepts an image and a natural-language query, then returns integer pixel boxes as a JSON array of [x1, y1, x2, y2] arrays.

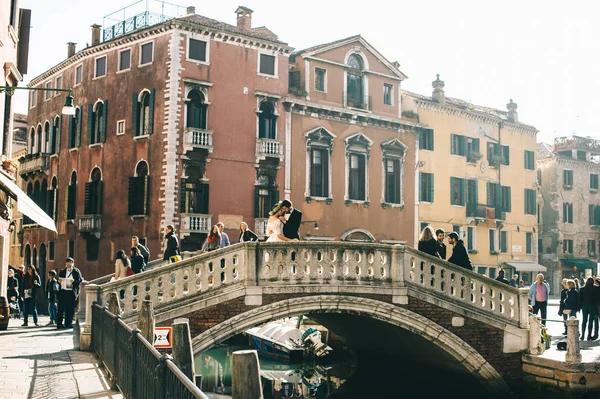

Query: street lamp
[[0, 85, 76, 116]]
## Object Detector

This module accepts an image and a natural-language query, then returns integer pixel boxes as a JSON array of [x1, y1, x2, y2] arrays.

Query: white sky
[[14, 0, 600, 144]]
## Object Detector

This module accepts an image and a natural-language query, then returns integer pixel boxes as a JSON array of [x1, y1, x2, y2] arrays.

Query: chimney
[[67, 42, 77, 58], [187, 6, 196, 14], [91, 24, 101, 46], [432, 74, 445, 105], [235, 6, 253, 31], [507, 99, 518, 123]]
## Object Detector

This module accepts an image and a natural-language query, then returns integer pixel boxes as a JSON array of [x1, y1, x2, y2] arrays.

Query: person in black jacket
[[495, 269, 509, 285], [46, 270, 59, 326], [57, 258, 83, 329], [130, 247, 146, 274], [447, 232, 473, 271], [579, 277, 598, 340], [417, 226, 440, 258], [435, 229, 446, 260], [162, 225, 180, 262], [239, 222, 259, 242]]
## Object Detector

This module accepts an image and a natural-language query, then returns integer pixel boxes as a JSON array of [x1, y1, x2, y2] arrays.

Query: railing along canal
[[91, 303, 208, 399], [86, 242, 528, 331]]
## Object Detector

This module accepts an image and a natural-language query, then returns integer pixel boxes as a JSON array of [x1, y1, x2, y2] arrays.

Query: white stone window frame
[[343, 48, 370, 111], [314, 66, 327, 93], [186, 34, 210, 66], [117, 48, 132, 73], [135, 89, 153, 139], [29, 90, 37, 109], [257, 50, 278, 79], [344, 132, 372, 206], [489, 228, 498, 253], [383, 83, 394, 106], [254, 95, 280, 139], [116, 120, 126, 136], [90, 99, 105, 146], [44, 81, 52, 101], [55, 75, 63, 96], [139, 40, 155, 67], [467, 226, 477, 252], [380, 138, 407, 208], [93, 55, 107, 80], [304, 126, 336, 203], [74, 63, 83, 87], [183, 83, 212, 129]]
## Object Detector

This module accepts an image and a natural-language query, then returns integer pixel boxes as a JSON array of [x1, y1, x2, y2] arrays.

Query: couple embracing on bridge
[[266, 200, 303, 242]]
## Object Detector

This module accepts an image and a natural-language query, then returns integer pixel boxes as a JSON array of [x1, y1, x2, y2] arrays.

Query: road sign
[[154, 327, 172, 348]]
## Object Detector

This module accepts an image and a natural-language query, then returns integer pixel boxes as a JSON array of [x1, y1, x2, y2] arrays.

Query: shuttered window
[[133, 90, 155, 136], [419, 129, 434, 151], [524, 189, 536, 215], [385, 158, 402, 204], [450, 134, 466, 156], [562, 202, 573, 223], [180, 180, 209, 214], [527, 233, 533, 254], [591, 174, 599, 191], [129, 176, 150, 216], [450, 177, 465, 206], [500, 231, 508, 253], [501, 186, 511, 213], [419, 172, 434, 203], [348, 154, 366, 201], [524, 150, 535, 170], [563, 170, 573, 187], [310, 148, 329, 198]]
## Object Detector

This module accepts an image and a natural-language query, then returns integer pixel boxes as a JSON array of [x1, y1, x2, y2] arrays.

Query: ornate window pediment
[[305, 126, 336, 148], [345, 133, 372, 154], [381, 138, 407, 158]]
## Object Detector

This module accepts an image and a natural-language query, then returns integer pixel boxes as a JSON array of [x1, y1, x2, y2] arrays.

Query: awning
[[561, 258, 598, 270], [0, 171, 56, 232], [503, 262, 547, 272]]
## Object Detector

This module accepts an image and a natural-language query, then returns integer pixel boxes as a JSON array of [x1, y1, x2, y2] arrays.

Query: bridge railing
[[83, 242, 528, 338]]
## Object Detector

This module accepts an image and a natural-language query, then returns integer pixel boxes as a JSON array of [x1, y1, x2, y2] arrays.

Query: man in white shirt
[[57, 258, 83, 329]]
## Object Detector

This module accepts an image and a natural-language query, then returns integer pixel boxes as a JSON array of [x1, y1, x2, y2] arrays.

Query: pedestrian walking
[[203, 225, 222, 252], [495, 269, 509, 285], [130, 247, 146, 274], [132, 236, 150, 264], [239, 222, 258, 242], [417, 226, 440, 258], [57, 258, 83, 329], [114, 250, 132, 280], [21, 265, 41, 327], [528, 273, 550, 325], [447, 232, 473, 271], [217, 222, 230, 248], [509, 274, 519, 288], [162, 225, 181, 262], [435, 229, 446, 260], [46, 270, 59, 326], [579, 277, 598, 341]]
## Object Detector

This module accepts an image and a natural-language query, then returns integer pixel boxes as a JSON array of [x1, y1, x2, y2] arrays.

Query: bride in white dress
[[266, 202, 297, 242]]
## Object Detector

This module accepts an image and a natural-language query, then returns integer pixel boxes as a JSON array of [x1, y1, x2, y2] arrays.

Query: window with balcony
[[524, 189, 536, 215], [133, 89, 155, 136], [450, 177, 465, 206], [527, 232, 533, 254], [69, 107, 81, 148], [466, 179, 479, 216], [419, 172, 434, 203], [254, 187, 278, 218], [88, 101, 107, 145], [345, 133, 371, 203], [466, 138, 481, 162], [451, 134, 466, 156], [346, 54, 364, 109], [563, 202, 573, 223], [258, 101, 276, 139], [85, 168, 103, 215], [487, 143, 510, 166], [381, 139, 406, 206], [383, 83, 393, 106], [95, 56, 106, 78], [188, 38, 208, 62], [419, 129, 434, 151], [500, 231, 508, 253], [591, 174, 599, 191], [129, 161, 150, 216], [563, 169, 573, 188], [306, 127, 335, 199], [50, 116, 61, 155], [186, 89, 208, 129], [563, 239, 573, 255], [140, 42, 154, 65], [181, 179, 209, 214], [119, 49, 131, 71], [67, 172, 77, 220], [315, 68, 326, 92], [524, 150, 535, 170], [259, 53, 276, 76]]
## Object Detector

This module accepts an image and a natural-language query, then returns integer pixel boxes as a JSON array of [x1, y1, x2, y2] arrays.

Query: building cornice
[[30, 20, 293, 87], [413, 98, 538, 137], [283, 97, 421, 135], [304, 56, 403, 82], [540, 156, 600, 170]]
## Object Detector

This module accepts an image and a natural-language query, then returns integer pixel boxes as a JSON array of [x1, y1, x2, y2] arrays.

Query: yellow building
[[403, 76, 543, 285]]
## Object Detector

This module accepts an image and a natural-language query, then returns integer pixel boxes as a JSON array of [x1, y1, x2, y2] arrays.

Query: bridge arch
[[191, 295, 508, 393]]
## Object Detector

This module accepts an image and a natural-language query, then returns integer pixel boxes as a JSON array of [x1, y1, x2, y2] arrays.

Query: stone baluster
[[565, 317, 582, 363], [528, 315, 544, 355]]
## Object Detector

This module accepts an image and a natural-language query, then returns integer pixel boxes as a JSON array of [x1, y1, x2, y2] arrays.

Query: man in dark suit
[[281, 200, 302, 240], [57, 257, 83, 329], [435, 229, 446, 260]]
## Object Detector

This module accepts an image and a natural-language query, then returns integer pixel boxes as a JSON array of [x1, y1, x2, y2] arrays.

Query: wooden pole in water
[[231, 350, 263, 399]]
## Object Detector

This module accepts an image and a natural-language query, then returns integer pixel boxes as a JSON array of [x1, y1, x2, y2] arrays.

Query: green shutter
[[180, 179, 187, 213], [87, 104, 94, 145], [450, 134, 456, 155], [419, 172, 423, 202], [148, 88, 155, 134], [76, 108, 82, 147], [132, 93, 139, 136], [143, 176, 150, 215], [460, 178, 465, 205], [96, 181, 103, 214], [101, 100, 108, 143], [68, 115, 74, 148], [428, 173, 434, 203], [56, 116, 62, 153], [84, 182, 91, 214], [128, 177, 138, 215]]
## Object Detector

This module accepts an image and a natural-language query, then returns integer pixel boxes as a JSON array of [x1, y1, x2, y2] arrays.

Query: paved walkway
[[0, 315, 122, 399]]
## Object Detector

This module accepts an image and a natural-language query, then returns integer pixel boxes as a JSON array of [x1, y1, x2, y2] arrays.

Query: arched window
[[258, 102, 276, 139], [51, 116, 61, 154], [67, 171, 77, 220], [40, 179, 48, 215], [25, 183, 33, 224], [43, 121, 50, 154], [33, 181, 41, 210], [136, 90, 155, 136], [32, 246, 37, 267], [90, 102, 105, 145], [49, 176, 58, 221], [129, 161, 150, 216], [24, 244, 31, 266], [36, 125, 42, 154], [29, 127, 35, 154], [186, 90, 208, 129], [344, 133, 372, 203], [346, 54, 364, 109], [85, 167, 103, 215], [69, 107, 80, 148]]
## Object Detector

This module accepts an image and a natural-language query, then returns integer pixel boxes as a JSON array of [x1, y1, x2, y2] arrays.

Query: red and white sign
[[154, 327, 172, 348]]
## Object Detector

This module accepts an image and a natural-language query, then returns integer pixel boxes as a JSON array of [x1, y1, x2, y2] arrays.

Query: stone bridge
[[82, 242, 533, 392]]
